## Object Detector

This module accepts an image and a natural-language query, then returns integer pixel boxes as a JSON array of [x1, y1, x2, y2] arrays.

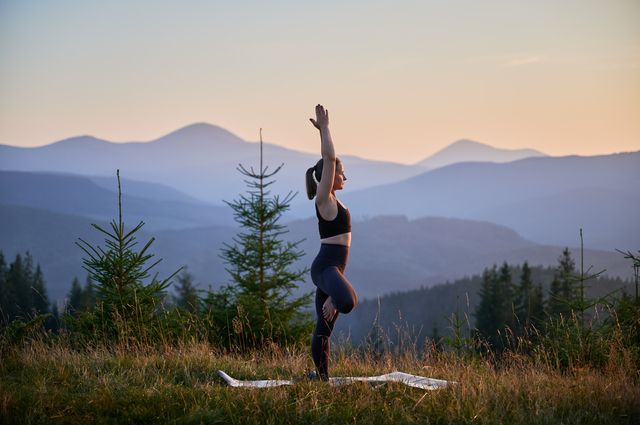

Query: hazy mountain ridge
[[0, 171, 235, 230], [0, 123, 549, 208], [341, 152, 640, 251], [0, 124, 428, 205], [0, 203, 631, 304]]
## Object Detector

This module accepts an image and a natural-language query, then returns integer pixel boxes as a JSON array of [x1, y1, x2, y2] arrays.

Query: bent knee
[[337, 296, 357, 314]]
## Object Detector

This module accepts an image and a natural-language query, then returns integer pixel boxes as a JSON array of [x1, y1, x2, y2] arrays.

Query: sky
[[0, 0, 638, 164]]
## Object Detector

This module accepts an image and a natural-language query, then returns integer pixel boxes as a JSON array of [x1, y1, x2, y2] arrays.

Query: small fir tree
[[205, 130, 313, 349], [69, 170, 184, 345]]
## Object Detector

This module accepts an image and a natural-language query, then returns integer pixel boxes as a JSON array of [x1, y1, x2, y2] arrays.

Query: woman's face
[[333, 162, 347, 191]]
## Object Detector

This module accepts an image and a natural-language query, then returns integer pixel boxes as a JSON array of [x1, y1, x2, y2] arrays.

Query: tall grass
[[1, 323, 638, 425]]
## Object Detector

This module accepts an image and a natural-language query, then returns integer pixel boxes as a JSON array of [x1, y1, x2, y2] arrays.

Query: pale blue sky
[[1, 0, 638, 163]]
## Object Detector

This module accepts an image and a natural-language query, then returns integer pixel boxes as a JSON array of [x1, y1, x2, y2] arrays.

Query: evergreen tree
[[174, 267, 199, 313], [23, 251, 35, 312], [205, 131, 313, 349], [474, 265, 500, 349], [67, 277, 84, 316], [530, 283, 546, 326], [69, 170, 184, 345], [547, 274, 563, 317], [547, 248, 576, 319], [1, 252, 51, 324], [7, 253, 30, 319], [82, 274, 95, 311], [498, 261, 516, 335], [558, 248, 575, 304], [515, 261, 533, 333]]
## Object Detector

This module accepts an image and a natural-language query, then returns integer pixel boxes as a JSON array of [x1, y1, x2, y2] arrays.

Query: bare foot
[[323, 296, 336, 321]]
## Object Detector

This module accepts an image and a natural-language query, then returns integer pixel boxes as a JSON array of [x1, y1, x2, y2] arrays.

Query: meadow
[[1, 331, 639, 425]]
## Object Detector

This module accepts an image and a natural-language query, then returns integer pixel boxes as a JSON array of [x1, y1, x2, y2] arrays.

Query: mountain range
[[1, 123, 637, 303], [0, 124, 426, 206]]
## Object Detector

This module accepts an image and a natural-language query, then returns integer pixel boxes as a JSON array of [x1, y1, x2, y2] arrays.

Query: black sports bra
[[315, 200, 351, 239]]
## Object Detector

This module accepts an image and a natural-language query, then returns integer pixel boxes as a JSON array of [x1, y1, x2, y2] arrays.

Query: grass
[[1, 336, 639, 425]]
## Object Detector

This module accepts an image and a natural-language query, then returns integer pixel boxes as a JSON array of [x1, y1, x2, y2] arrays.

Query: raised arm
[[310, 104, 337, 211]]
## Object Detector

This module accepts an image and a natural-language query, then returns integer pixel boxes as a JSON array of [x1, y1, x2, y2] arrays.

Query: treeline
[[0, 247, 218, 338], [336, 248, 634, 351], [0, 251, 57, 331]]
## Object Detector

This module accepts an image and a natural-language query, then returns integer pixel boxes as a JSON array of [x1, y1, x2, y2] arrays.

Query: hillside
[[1, 203, 631, 304], [0, 171, 235, 230], [334, 262, 634, 346], [341, 152, 640, 251]]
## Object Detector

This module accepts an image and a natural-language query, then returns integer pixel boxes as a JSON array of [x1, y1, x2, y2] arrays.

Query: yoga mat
[[218, 370, 453, 390]]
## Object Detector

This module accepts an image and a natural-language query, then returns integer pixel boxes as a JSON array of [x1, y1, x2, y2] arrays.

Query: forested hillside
[[334, 258, 633, 347]]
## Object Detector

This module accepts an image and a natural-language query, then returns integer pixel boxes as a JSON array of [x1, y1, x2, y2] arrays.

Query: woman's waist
[[315, 243, 349, 262], [320, 232, 351, 247]]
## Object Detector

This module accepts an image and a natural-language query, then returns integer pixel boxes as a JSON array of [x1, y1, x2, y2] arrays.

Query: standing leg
[[311, 288, 339, 380]]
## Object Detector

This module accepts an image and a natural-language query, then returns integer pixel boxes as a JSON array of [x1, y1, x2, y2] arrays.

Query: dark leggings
[[310, 244, 358, 380]]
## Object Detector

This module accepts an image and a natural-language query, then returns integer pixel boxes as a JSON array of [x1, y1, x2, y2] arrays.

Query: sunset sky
[[0, 0, 638, 164]]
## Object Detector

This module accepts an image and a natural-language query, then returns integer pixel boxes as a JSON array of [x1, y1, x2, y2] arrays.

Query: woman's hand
[[309, 104, 329, 130]]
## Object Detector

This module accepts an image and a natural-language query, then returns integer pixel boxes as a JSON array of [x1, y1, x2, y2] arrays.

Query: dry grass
[[1, 336, 639, 425]]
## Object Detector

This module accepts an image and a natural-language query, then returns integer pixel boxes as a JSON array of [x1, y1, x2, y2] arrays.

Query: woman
[[305, 104, 358, 381]]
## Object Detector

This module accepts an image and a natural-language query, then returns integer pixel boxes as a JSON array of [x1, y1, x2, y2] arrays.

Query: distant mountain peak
[[154, 123, 245, 145], [50, 135, 111, 148], [414, 139, 547, 170]]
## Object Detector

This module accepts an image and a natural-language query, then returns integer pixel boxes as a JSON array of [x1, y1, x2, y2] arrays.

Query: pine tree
[[474, 265, 500, 349], [7, 253, 30, 320], [206, 130, 313, 349], [530, 283, 546, 327], [70, 170, 184, 345], [547, 274, 563, 317], [67, 277, 84, 316], [558, 248, 575, 305], [547, 248, 576, 320], [23, 252, 36, 314], [498, 261, 516, 337], [82, 274, 95, 311], [515, 261, 533, 332], [174, 267, 199, 313]]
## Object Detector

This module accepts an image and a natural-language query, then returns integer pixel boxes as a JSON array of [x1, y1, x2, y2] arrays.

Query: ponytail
[[305, 167, 317, 199], [305, 158, 324, 199]]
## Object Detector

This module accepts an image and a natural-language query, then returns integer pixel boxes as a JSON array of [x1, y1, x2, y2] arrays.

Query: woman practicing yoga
[[306, 104, 358, 381]]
